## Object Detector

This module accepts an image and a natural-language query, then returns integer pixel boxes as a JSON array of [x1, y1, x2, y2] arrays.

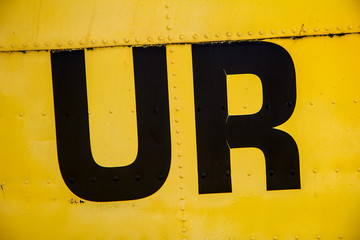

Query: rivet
[[251, 237, 255, 240], [178, 164, 183, 168], [11, 43, 16, 48], [248, 31, 253, 36], [168, 36, 173, 40], [237, 32, 242, 36], [2, 182, 5, 185], [25, 180, 29, 184], [176, 129, 180, 134], [178, 34, 184, 40], [68, 40, 73, 45], [348, 25, 353, 30], [0, 43, 3, 48], [181, 206, 185, 211], [169, 48, 174, 52], [273, 237, 278, 240], [47, 179, 52, 184], [166, 14, 171, 19], [215, 33, 220, 37], [204, 33, 209, 38], [179, 174, 184, 179], [173, 83, 178, 88], [178, 153, 182, 157], [226, 32, 231, 37], [193, 34, 198, 39], [113, 38, 118, 43], [259, 31, 264, 35], [69, 177, 75, 183], [281, 29, 286, 33], [292, 28, 297, 33], [102, 39, 107, 44], [44, 42, 50, 47], [90, 39, 96, 44], [147, 37, 152, 42], [201, 172, 206, 179], [88, 110, 91, 114], [179, 186, 184, 189], [247, 171, 252, 176], [182, 217, 186, 222], [23, 42, 28, 47], [167, 25, 172, 30], [335, 168, 340, 173], [229, 237, 234, 240], [135, 175, 141, 181], [313, 169, 318, 174], [109, 109, 113, 114], [337, 26, 342, 31], [226, 170, 231, 177], [124, 38, 130, 43], [158, 174, 163, 180], [113, 176, 119, 181], [165, 3, 170, 8], [271, 30, 276, 34], [158, 36, 163, 41], [131, 108, 135, 113], [354, 99, 358, 103], [172, 72, 176, 76], [182, 228, 186, 233], [310, 101, 314, 105], [325, 26, 330, 31], [295, 236, 299, 240], [339, 235, 343, 239], [243, 105, 247, 109], [314, 27, 320, 32], [19, 112, 24, 117], [317, 235, 321, 239], [174, 96, 179, 100], [171, 60, 175, 64], [180, 196, 185, 200], [357, 168, 360, 172], [303, 28, 308, 33], [57, 42, 62, 47], [91, 177, 97, 183], [79, 40, 84, 45], [135, 37, 140, 42], [175, 107, 180, 111], [42, 112, 47, 116], [332, 100, 336, 104]]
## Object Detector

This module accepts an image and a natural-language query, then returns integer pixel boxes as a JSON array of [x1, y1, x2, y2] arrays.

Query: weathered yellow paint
[[0, 0, 359, 51], [0, 0, 360, 239]]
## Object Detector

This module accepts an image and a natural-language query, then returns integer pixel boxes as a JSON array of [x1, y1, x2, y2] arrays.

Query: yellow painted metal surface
[[0, 0, 360, 239], [0, 0, 359, 50]]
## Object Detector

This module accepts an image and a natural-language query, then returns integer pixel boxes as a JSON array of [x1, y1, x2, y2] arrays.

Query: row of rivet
[[169, 46, 188, 239], [0, 25, 358, 50], [8, 167, 358, 186], [11, 98, 359, 118]]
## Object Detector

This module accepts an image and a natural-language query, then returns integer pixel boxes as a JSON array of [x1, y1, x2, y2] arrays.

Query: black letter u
[[51, 47, 171, 202]]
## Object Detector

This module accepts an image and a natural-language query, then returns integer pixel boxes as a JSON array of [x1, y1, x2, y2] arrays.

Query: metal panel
[[0, 0, 359, 239]]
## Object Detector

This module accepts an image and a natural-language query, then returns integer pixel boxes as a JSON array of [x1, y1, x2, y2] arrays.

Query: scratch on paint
[[0, 185, 5, 198]]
